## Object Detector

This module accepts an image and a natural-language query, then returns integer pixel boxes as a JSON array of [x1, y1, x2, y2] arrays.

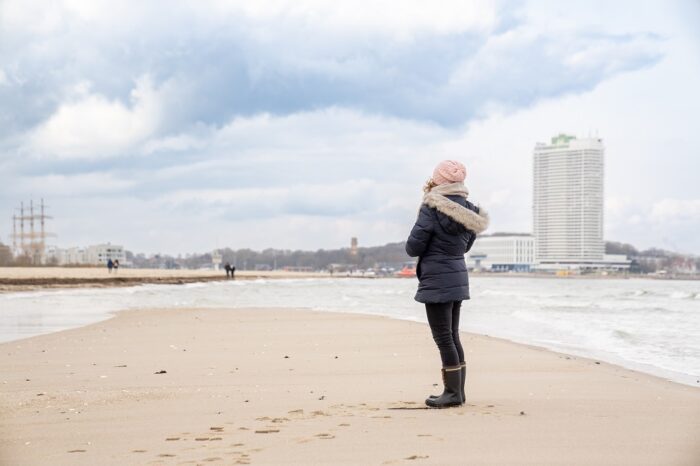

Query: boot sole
[[424, 400, 462, 408], [425, 401, 467, 408], [427, 396, 465, 406]]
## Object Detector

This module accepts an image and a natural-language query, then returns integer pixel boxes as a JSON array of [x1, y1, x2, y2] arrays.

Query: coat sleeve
[[405, 205, 435, 257], [464, 200, 480, 253]]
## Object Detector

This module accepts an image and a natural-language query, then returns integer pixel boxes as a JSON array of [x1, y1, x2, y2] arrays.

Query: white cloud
[[20, 172, 136, 196], [1, 0, 499, 43], [0, 1, 66, 36], [563, 34, 662, 74], [159, 179, 382, 217], [29, 76, 163, 159], [169, 0, 499, 38], [650, 199, 700, 224], [141, 133, 207, 155]]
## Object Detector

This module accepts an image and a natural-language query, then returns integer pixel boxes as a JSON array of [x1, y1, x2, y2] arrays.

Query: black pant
[[425, 301, 464, 367]]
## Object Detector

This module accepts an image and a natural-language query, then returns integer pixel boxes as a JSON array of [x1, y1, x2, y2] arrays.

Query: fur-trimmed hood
[[422, 183, 490, 234]]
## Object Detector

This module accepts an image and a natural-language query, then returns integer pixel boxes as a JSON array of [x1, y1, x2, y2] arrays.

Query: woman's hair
[[423, 178, 438, 193]]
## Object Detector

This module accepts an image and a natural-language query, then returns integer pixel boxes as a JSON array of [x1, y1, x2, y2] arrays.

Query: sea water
[[1, 277, 698, 386]]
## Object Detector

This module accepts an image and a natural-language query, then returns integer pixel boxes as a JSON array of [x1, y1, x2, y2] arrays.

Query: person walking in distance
[[405, 160, 489, 408], [107, 258, 114, 274], [224, 262, 232, 279]]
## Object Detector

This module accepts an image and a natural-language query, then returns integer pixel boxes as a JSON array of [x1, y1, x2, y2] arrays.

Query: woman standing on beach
[[405, 160, 489, 408]]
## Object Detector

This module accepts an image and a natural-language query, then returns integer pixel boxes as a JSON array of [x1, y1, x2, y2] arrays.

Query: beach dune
[[1, 308, 699, 465]]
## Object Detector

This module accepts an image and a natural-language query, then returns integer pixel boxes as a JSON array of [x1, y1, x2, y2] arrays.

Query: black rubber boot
[[425, 366, 462, 408], [429, 362, 466, 404]]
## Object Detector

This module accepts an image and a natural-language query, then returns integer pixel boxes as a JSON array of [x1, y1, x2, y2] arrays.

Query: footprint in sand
[[232, 452, 252, 464], [132, 449, 147, 453], [210, 426, 224, 432], [158, 453, 176, 457], [67, 449, 86, 453], [405, 454, 429, 460], [315, 433, 335, 439], [202, 457, 223, 462], [388, 401, 427, 410], [165, 437, 180, 441], [255, 429, 280, 434], [256, 416, 289, 424]]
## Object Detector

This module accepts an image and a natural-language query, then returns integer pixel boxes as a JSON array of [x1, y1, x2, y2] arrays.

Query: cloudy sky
[[1, 0, 699, 255]]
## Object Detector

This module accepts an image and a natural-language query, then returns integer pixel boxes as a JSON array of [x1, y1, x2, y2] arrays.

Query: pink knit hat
[[432, 160, 466, 185]]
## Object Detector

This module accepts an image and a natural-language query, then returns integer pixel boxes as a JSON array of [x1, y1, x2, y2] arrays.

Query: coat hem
[[414, 295, 471, 304]]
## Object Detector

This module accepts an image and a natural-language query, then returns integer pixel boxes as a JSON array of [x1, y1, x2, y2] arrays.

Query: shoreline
[[1, 267, 698, 294], [7, 305, 699, 391], [3, 300, 699, 389], [2, 307, 699, 465]]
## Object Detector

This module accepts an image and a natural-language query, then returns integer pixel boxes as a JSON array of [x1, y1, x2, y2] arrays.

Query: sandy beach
[[0, 267, 330, 293], [1, 308, 698, 465]]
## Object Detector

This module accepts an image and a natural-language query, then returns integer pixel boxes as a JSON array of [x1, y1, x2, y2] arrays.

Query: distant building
[[350, 237, 358, 256], [47, 243, 125, 266], [46, 245, 87, 265], [211, 250, 222, 270], [466, 234, 535, 272], [0, 241, 12, 265], [86, 243, 125, 265], [598, 254, 632, 272], [533, 134, 626, 270]]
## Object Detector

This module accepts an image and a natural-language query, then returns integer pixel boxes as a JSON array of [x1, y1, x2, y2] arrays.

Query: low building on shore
[[47, 243, 126, 266], [466, 234, 535, 272], [534, 253, 631, 272]]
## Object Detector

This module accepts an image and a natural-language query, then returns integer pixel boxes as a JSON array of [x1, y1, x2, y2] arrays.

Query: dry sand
[[0, 267, 330, 293], [1, 308, 699, 465]]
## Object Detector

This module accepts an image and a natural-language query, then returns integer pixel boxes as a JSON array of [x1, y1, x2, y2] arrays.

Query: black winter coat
[[405, 192, 489, 304]]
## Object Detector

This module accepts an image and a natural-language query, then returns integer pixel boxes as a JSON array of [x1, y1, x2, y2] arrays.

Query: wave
[[611, 329, 641, 345], [670, 291, 699, 300]]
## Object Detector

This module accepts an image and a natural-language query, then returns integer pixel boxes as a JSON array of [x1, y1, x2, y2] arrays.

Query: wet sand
[[1, 308, 699, 465]]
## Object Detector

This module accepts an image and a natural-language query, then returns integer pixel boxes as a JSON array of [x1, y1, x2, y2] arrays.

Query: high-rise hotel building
[[533, 134, 605, 268]]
